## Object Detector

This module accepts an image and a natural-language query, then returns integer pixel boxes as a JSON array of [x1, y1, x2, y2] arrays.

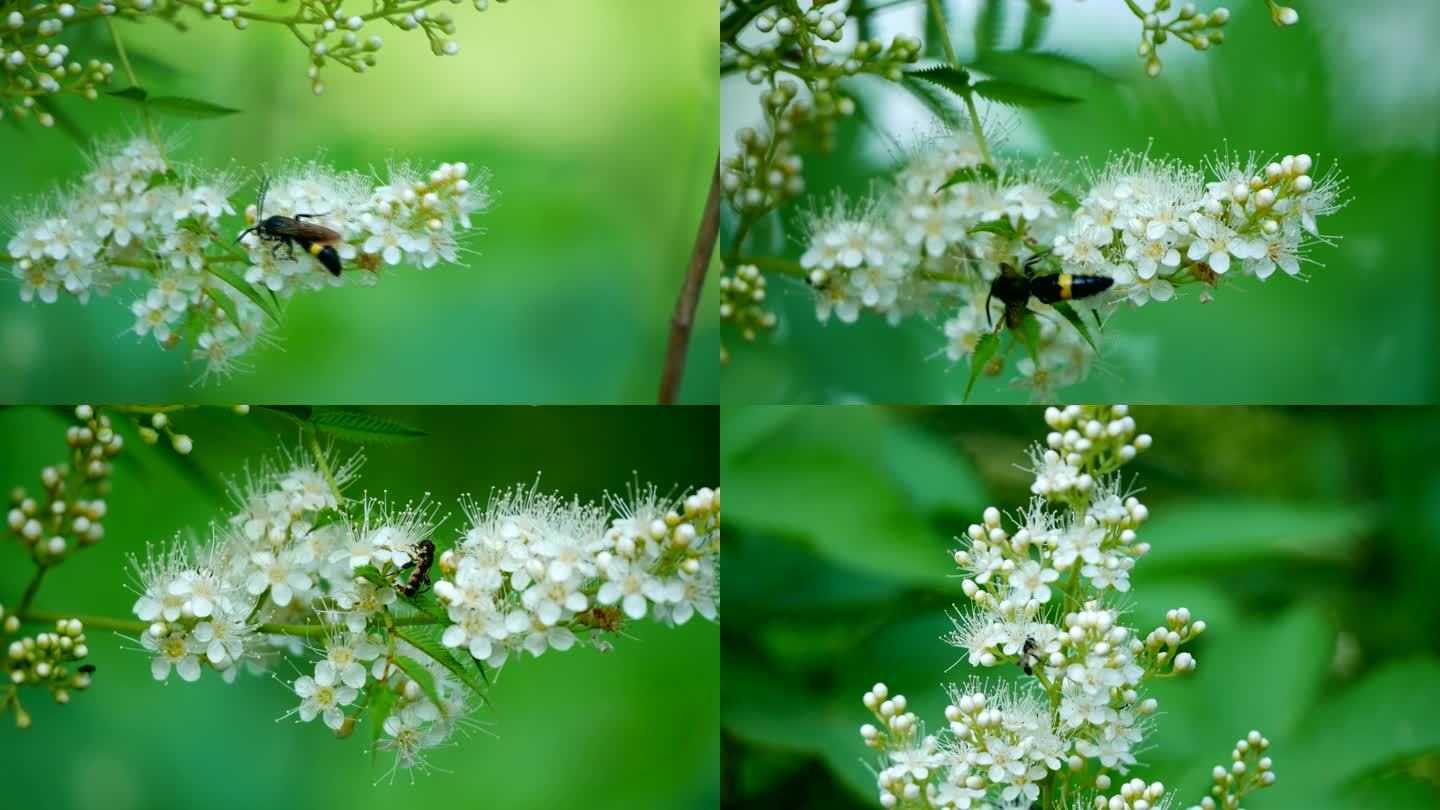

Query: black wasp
[[987, 250, 1114, 332], [235, 178, 344, 276], [397, 539, 436, 598]]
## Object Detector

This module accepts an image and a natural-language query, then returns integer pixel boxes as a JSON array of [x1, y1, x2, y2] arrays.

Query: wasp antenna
[[234, 226, 257, 245]]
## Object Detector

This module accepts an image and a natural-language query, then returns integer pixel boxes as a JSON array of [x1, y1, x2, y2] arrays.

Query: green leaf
[[1288, 658, 1440, 790], [879, 420, 988, 518], [310, 410, 428, 445], [367, 681, 393, 760], [144, 95, 241, 119], [400, 587, 449, 623], [309, 506, 348, 531], [204, 286, 240, 330], [971, 49, 1114, 90], [1142, 499, 1372, 573], [906, 65, 973, 97], [971, 79, 1080, 108], [720, 405, 805, 466], [390, 655, 447, 720], [395, 627, 491, 701], [254, 405, 314, 428], [966, 217, 1014, 237], [964, 332, 1000, 402], [1051, 300, 1099, 354], [107, 86, 149, 104], [939, 163, 999, 191], [724, 444, 959, 589], [205, 264, 283, 325], [1049, 187, 1079, 209], [1016, 313, 1041, 366]]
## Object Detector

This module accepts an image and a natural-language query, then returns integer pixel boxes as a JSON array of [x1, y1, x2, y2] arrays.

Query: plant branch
[[15, 608, 441, 637], [16, 566, 49, 614], [657, 155, 720, 405], [104, 17, 164, 156], [927, 0, 959, 65]]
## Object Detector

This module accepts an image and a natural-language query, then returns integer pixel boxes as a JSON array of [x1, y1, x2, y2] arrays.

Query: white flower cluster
[[789, 130, 1347, 395], [126, 445, 719, 775], [436, 483, 721, 665], [6, 404, 118, 563], [6, 137, 491, 378], [127, 445, 369, 682], [861, 406, 1227, 809]]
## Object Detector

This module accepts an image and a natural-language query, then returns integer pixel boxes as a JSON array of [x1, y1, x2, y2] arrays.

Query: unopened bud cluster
[[2, 618, 93, 728], [719, 264, 775, 361], [6, 405, 117, 564], [1186, 731, 1277, 810], [1130, 2, 1233, 77], [721, 1, 921, 221], [0, 1, 115, 127]]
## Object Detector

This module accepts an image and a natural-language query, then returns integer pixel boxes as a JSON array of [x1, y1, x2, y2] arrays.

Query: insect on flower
[[987, 251, 1115, 333], [236, 177, 345, 276], [396, 539, 436, 598], [1020, 636, 1040, 676]]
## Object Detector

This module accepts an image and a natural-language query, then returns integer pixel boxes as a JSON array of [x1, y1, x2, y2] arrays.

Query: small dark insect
[[235, 177, 344, 276], [1020, 637, 1040, 676], [987, 250, 1115, 333], [78, 664, 96, 674], [397, 539, 436, 597]]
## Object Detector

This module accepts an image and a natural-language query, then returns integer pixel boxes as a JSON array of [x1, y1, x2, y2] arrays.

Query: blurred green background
[[721, 405, 1440, 808], [0, 404, 718, 809], [721, 0, 1438, 403], [0, 0, 719, 403]]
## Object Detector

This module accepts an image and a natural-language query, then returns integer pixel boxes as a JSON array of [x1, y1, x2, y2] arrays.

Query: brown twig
[[657, 156, 721, 405]]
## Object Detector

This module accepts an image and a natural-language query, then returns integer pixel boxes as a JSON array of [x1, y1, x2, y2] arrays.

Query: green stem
[[16, 567, 49, 614], [962, 91, 994, 166], [104, 17, 165, 158], [926, 0, 959, 65], [306, 430, 343, 502]]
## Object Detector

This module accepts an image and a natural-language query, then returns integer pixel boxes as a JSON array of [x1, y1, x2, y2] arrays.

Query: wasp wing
[[267, 218, 342, 244]]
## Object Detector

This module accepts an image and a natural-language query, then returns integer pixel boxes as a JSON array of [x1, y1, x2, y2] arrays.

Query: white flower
[[1121, 226, 1181, 280], [1248, 228, 1302, 281], [317, 632, 382, 689], [168, 568, 223, 618], [1186, 214, 1261, 274], [521, 573, 588, 626], [974, 736, 1028, 784], [144, 628, 203, 682], [246, 550, 312, 606], [597, 556, 664, 619], [1052, 224, 1111, 269], [1007, 560, 1059, 603], [294, 673, 357, 730], [888, 734, 944, 779], [191, 610, 251, 665], [441, 604, 509, 661]]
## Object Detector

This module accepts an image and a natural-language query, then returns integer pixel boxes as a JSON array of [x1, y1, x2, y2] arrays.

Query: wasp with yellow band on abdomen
[[235, 177, 345, 276], [987, 250, 1115, 332]]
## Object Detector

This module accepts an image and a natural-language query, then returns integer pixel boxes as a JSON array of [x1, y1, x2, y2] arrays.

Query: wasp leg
[[293, 212, 333, 220]]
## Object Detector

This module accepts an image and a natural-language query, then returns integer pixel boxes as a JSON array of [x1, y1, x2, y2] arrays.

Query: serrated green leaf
[[33, 96, 85, 145], [144, 95, 241, 119], [972, 79, 1080, 107], [205, 264, 283, 325], [401, 587, 449, 623], [1051, 300, 1099, 355], [255, 405, 314, 427], [310, 410, 428, 445], [906, 65, 973, 97], [391, 655, 446, 720], [395, 627, 491, 702], [971, 49, 1114, 89], [309, 507, 348, 532], [964, 331, 1001, 402]]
